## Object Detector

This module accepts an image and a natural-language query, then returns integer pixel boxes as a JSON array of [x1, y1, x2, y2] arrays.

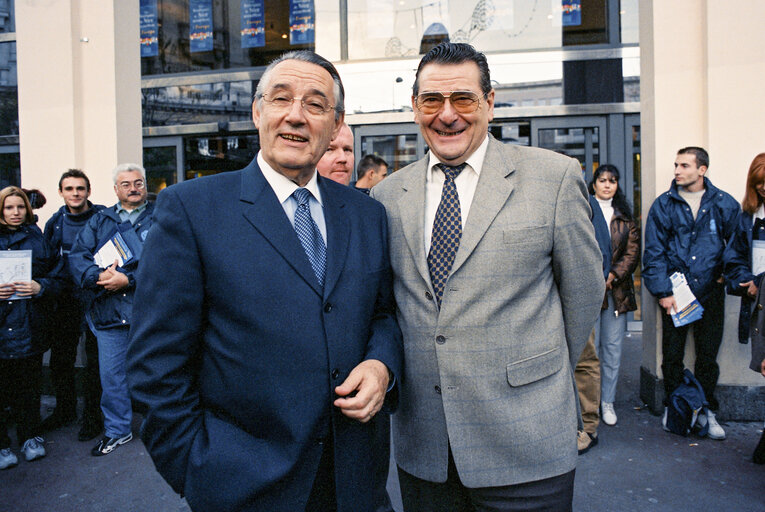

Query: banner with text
[[289, 0, 315, 45], [241, 0, 266, 48], [190, 0, 214, 53], [140, 0, 158, 57]]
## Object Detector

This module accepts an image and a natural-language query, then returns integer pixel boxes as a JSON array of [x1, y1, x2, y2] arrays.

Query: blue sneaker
[[21, 437, 46, 461], [91, 433, 132, 456]]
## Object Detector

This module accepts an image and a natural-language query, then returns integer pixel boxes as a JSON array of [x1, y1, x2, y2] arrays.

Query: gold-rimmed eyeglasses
[[261, 93, 335, 116], [118, 180, 145, 191], [415, 90, 482, 115]]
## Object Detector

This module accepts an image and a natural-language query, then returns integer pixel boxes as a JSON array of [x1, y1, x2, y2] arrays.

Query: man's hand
[[740, 280, 758, 299], [333, 359, 390, 423], [13, 280, 41, 297], [605, 272, 616, 290], [97, 261, 129, 291], [658, 295, 676, 315], [0, 283, 15, 300]]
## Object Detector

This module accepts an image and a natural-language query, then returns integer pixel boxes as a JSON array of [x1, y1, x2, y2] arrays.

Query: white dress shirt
[[257, 152, 327, 243], [423, 135, 489, 253]]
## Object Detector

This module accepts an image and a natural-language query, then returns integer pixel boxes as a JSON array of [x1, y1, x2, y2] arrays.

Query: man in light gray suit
[[371, 42, 604, 511]]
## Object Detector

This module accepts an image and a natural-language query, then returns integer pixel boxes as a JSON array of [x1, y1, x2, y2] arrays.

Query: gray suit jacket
[[372, 136, 604, 487]]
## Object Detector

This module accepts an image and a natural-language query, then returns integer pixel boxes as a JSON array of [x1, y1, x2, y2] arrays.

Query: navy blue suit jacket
[[127, 159, 403, 512]]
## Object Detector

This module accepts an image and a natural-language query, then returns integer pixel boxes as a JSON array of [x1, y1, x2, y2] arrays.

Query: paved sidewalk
[[1, 331, 763, 511]]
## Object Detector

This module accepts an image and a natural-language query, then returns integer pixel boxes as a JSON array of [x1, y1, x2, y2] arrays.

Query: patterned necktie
[[292, 188, 326, 287], [428, 163, 466, 308]]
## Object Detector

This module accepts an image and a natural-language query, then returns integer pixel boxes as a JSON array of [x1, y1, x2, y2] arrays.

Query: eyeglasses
[[118, 180, 145, 191], [261, 92, 334, 116], [415, 90, 482, 114]]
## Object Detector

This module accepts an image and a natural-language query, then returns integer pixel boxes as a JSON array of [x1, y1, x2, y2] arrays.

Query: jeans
[[660, 285, 725, 410], [87, 315, 132, 438], [594, 293, 627, 404]]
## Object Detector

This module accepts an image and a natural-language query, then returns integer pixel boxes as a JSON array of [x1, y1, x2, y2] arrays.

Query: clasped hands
[[0, 280, 41, 299], [97, 260, 129, 291], [333, 359, 390, 424]]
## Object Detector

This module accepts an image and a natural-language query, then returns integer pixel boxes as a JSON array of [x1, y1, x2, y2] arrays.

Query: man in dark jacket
[[643, 146, 740, 440], [41, 169, 105, 441], [69, 163, 154, 456]]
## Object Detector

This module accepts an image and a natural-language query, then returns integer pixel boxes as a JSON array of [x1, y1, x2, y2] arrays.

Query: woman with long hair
[[587, 164, 640, 426], [0, 187, 59, 470]]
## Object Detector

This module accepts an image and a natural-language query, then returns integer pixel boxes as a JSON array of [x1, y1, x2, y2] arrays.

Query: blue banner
[[190, 0, 214, 53], [562, 1, 582, 27], [289, 0, 315, 45], [140, 0, 158, 58], [241, 0, 265, 48]]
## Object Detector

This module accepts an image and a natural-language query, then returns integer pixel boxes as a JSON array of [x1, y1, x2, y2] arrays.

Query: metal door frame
[[143, 136, 184, 184], [350, 122, 425, 178]]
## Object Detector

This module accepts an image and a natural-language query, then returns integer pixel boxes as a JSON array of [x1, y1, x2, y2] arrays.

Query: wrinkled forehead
[[263, 59, 336, 101]]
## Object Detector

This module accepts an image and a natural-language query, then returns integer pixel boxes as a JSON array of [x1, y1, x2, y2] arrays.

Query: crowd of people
[[0, 42, 762, 512]]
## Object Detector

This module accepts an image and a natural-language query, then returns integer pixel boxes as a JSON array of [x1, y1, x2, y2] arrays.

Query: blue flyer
[[190, 0, 214, 53], [289, 0, 315, 45], [241, 0, 266, 48], [140, 0, 159, 57]]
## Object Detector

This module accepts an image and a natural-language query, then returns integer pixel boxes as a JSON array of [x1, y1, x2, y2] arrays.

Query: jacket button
[[755, 328, 760, 335], [331, 368, 340, 379], [758, 304, 763, 311], [122, 319, 127, 324], [425, 291, 433, 301], [436, 335, 446, 344], [434, 385, 441, 394], [324, 303, 332, 313]]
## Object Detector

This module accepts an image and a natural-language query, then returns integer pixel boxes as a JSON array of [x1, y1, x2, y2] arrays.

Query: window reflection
[[184, 135, 259, 179], [0, 42, 18, 137], [142, 80, 255, 126]]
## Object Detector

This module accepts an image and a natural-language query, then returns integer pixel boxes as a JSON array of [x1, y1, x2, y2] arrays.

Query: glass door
[[143, 136, 183, 196], [531, 117, 608, 185], [352, 123, 424, 178]]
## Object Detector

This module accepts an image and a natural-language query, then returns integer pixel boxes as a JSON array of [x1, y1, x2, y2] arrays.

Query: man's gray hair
[[112, 163, 147, 184], [254, 50, 345, 121]]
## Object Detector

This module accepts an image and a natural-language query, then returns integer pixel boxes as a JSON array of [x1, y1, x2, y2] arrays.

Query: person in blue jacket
[[723, 153, 765, 344], [0, 187, 61, 470], [69, 163, 154, 457], [643, 146, 740, 440], [41, 169, 106, 441]]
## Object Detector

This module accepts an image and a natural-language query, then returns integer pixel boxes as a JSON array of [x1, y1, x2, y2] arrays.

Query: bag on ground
[[666, 369, 709, 436]]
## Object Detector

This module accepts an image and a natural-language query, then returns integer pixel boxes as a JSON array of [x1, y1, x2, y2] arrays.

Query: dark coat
[[606, 208, 640, 313], [43, 202, 105, 331], [643, 177, 740, 303], [68, 203, 154, 329], [0, 224, 60, 359], [126, 160, 403, 512]]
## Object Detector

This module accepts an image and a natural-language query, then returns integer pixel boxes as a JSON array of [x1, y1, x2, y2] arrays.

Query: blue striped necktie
[[428, 163, 466, 308], [292, 188, 326, 287]]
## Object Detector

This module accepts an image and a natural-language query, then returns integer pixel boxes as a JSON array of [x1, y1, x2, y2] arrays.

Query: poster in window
[[190, 0, 214, 53], [140, 0, 158, 58], [289, 0, 315, 45], [241, 0, 266, 48], [562, 0, 582, 27]]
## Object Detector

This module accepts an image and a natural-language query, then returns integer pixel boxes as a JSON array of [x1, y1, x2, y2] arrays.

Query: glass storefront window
[[144, 146, 179, 193], [184, 134, 259, 179], [0, 41, 18, 137], [140, 0, 339, 76], [489, 120, 530, 146], [143, 79, 255, 126], [0, 151, 20, 188], [620, 0, 639, 45], [359, 134, 417, 173], [0, 0, 14, 33]]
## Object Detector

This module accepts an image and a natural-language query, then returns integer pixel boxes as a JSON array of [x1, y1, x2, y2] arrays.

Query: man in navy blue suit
[[127, 51, 403, 512]]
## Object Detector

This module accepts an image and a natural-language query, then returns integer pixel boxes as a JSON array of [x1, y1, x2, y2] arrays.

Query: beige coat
[[371, 136, 604, 487]]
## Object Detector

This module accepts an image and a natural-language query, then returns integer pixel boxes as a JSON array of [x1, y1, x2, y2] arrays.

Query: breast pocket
[[506, 347, 563, 387], [503, 225, 550, 247]]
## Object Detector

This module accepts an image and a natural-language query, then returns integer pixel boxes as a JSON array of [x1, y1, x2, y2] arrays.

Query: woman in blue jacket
[[0, 187, 60, 470], [723, 153, 765, 343]]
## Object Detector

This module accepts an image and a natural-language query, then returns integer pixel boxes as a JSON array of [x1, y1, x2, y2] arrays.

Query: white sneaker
[[662, 406, 670, 432], [21, 437, 46, 461], [698, 410, 726, 440], [0, 447, 18, 469], [601, 402, 617, 426]]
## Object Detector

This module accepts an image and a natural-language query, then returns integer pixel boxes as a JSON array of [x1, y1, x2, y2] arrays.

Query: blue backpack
[[666, 369, 709, 437]]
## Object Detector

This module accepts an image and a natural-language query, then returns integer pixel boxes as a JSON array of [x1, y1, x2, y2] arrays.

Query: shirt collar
[[258, 152, 323, 206], [116, 201, 147, 215], [426, 134, 489, 182]]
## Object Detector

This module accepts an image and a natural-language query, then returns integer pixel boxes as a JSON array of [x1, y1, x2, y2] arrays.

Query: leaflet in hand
[[669, 272, 704, 327], [0, 250, 32, 300], [94, 232, 134, 269], [752, 240, 765, 275]]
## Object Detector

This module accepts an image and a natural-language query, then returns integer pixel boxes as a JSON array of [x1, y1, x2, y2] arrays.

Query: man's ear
[[331, 112, 345, 139], [412, 96, 421, 125], [252, 100, 261, 130]]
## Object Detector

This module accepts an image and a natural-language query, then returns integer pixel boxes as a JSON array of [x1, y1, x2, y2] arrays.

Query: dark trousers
[[0, 354, 43, 447], [49, 327, 101, 418], [305, 434, 337, 512], [398, 449, 575, 512], [661, 285, 725, 410]]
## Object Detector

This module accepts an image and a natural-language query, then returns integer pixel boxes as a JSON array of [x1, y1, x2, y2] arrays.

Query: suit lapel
[[239, 161, 323, 296], [451, 138, 515, 275], [319, 177, 349, 299], [398, 159, 433, 289]]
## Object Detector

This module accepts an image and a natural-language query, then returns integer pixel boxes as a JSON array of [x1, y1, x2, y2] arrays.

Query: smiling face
[[253, 59, 343, 186], [114, 170, 148, 210], [413, 61, 494, 166], [60, 177, 91, 213], [317, 124, 354, 185], [3, 195, 26, 227]]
